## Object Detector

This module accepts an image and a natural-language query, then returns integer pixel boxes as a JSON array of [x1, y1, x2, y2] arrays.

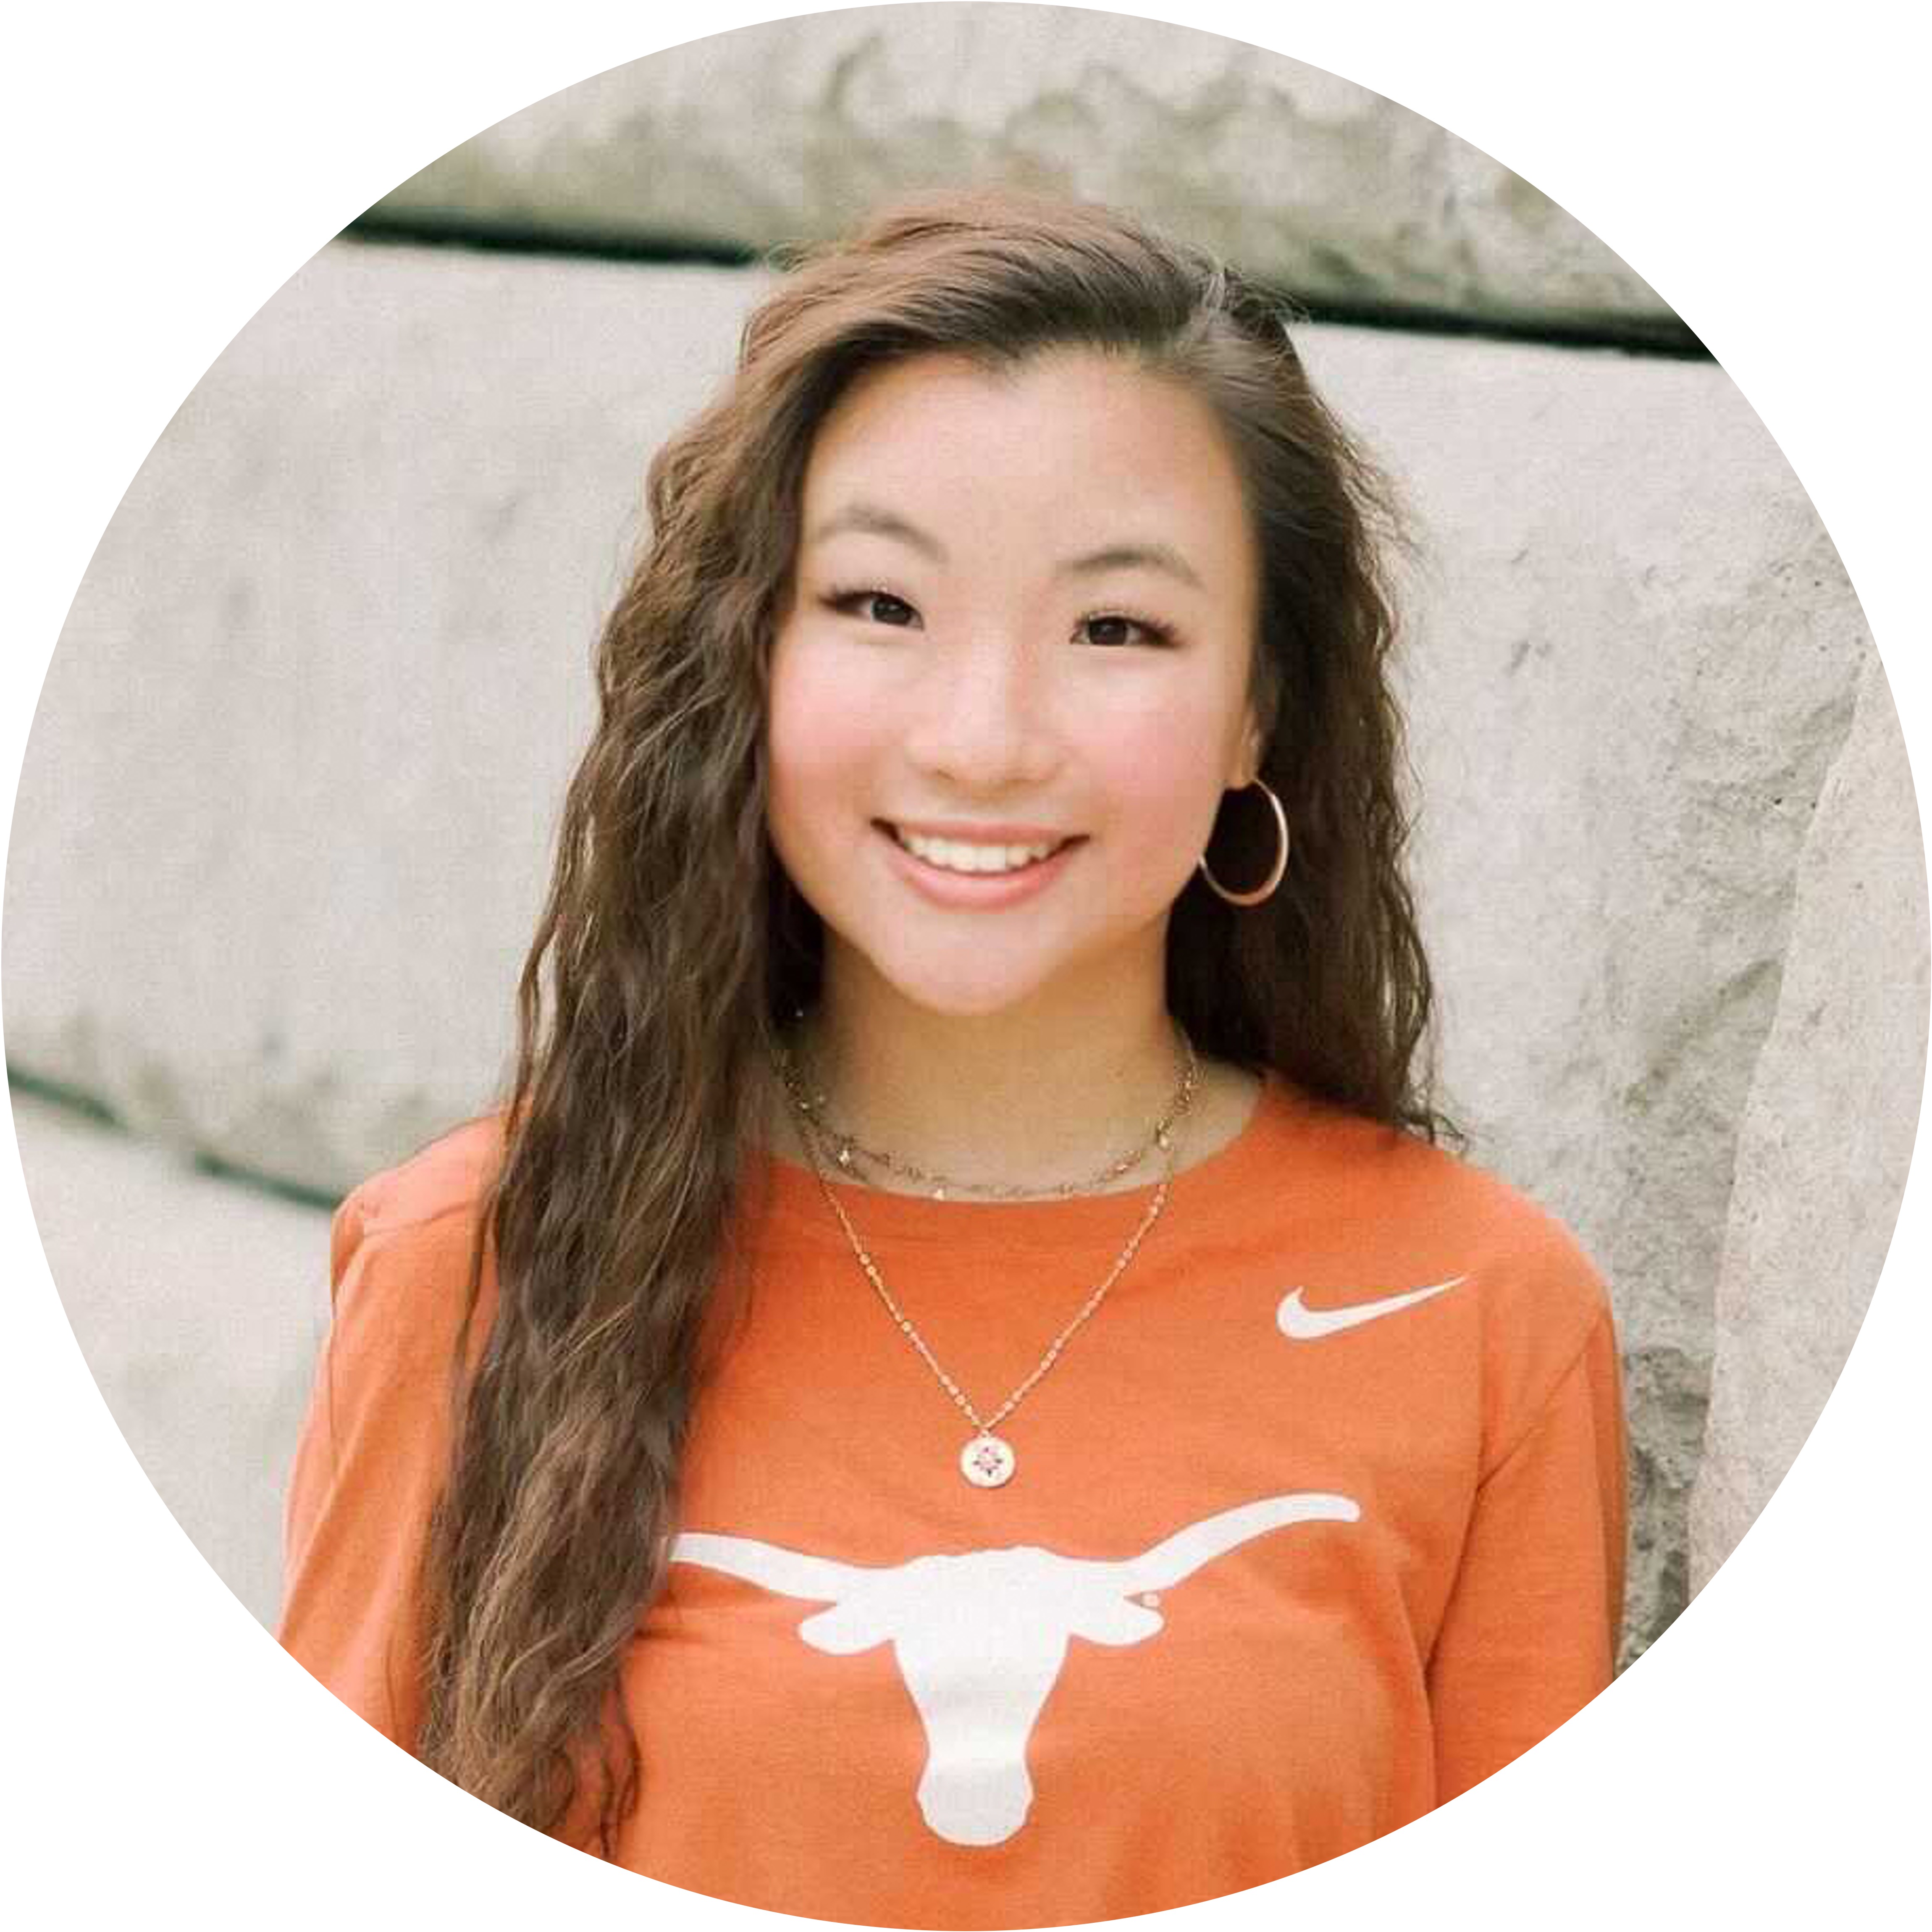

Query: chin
[[862, 944, 1076, 1021], [890, 972, 1058, 1021]]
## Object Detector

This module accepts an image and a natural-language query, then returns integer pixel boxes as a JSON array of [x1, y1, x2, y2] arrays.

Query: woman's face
[[766, 346, 1264, 1021]]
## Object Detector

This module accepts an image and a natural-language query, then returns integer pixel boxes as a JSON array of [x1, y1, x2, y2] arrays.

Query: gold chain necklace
[[782, 1030, 1196, 1488], [774, 1024, 1200, 1200]]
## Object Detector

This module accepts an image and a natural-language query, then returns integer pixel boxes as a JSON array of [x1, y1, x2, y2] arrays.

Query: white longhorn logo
[[670, 1491, 1360, 1846]]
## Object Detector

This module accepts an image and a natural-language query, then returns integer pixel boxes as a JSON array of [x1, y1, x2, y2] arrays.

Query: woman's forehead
[[798, 349, 1255, 577]]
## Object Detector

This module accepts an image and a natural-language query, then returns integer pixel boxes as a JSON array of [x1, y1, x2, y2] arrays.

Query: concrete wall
[[4, 2, 1918, 1653]]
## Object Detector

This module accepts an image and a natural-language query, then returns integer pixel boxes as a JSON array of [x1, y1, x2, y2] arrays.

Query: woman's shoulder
[[1256, 1076, 1613, 1351], [326, 1111, 513, 1354], [337, 1109, 512, 1245]]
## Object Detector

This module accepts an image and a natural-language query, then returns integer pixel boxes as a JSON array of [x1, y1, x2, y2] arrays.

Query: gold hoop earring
[[1197, 778, 1289, 906]]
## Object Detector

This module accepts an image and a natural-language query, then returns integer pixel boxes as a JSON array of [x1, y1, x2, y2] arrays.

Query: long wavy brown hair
[[410, 185, 1457, 1855]]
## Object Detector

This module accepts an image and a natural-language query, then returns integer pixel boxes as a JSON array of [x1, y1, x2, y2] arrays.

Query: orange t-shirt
[[279, 1071, 1626, 1926]]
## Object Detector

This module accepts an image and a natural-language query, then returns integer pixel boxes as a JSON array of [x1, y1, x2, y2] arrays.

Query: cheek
[[766, 647, 880, 843], [1094, 705, 1232, 873]]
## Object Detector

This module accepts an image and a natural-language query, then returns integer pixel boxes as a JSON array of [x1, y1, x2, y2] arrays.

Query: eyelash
[[822, 585, 1178, 650]]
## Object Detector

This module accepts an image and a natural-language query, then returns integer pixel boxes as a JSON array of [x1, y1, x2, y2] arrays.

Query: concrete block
[[10, 1087, 328, 1628], [1690, 652, 1929, 1588], [373, 3, 1673, 341], [5, 243, 755, 1197]]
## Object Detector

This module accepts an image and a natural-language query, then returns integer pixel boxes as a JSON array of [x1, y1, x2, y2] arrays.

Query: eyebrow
[[805, 501, 1205, 591], [807, 504, 947, 563], [1062, 541, 1205, 591]]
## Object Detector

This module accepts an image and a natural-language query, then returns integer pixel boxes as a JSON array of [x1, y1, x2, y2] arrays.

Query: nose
[[899, 631, 1062, 794]]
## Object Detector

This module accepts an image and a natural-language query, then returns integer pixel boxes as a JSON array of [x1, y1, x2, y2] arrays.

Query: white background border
[[5, 2, 1925, 1923]]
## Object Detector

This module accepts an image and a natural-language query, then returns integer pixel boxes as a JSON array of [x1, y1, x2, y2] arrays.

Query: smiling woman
[[276, 186, 1626, 1926]]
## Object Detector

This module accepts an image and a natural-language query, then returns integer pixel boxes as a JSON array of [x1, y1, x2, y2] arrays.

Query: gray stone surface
[[3, 237, 1911, 1656], [11, 1087, 327, 1629], [5, 243, 755, 1200], [1689, 653, 1929, 1589], [373, 3, 1674, 341], [1346, 341, 1881, 1655]]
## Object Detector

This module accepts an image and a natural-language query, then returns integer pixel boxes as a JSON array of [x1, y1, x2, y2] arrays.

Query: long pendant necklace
[[783, 1031, 1197, 1487]]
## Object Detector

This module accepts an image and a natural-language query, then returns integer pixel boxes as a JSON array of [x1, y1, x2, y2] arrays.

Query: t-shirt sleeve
[[276, 1180, 480, 1753], [1425, 1294, 1628, 1803]]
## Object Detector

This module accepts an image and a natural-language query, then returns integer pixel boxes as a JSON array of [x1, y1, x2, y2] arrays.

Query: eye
[[1077, 609, 1177, 650], [826, 586, 922, 629]]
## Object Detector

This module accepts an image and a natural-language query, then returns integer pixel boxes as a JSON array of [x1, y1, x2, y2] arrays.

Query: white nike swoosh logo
[[1276, 1275, 1468, 1340]]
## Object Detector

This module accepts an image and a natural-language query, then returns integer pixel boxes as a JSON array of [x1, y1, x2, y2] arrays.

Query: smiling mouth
[[876, 822, 1083, 876]]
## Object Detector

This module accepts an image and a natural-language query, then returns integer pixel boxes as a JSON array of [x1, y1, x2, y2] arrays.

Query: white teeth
[[893, 828, 1064, 874]]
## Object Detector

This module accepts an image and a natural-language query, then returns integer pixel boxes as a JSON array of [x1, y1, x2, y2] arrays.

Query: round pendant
[[960, 1433, 1017, 1488]]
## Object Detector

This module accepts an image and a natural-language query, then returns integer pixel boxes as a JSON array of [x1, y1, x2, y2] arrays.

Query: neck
[[778, 951, 1186, 1192]]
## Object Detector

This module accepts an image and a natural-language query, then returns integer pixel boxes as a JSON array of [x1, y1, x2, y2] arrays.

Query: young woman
[[278, 186, 1626, 1926]]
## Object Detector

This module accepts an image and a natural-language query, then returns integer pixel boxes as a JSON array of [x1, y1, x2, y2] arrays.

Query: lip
[[874, 821, 1084, 909]]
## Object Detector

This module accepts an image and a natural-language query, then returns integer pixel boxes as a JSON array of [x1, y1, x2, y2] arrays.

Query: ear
[[1228, 709, 1265, 790], [1236, 632, 1281, 785]]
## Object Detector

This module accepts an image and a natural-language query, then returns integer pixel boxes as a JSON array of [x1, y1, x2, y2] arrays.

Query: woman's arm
[[277, 1181, 481, 1753], [1426, 1302, 1629, 1801]]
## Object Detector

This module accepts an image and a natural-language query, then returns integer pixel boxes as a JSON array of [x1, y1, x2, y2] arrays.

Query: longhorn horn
[[670, 1530, 877, 1602], [1105, 1493, 1360, 1595]]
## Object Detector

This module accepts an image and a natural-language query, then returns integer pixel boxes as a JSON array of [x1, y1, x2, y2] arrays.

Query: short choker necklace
[[773, 1026, 1200, 1200]]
